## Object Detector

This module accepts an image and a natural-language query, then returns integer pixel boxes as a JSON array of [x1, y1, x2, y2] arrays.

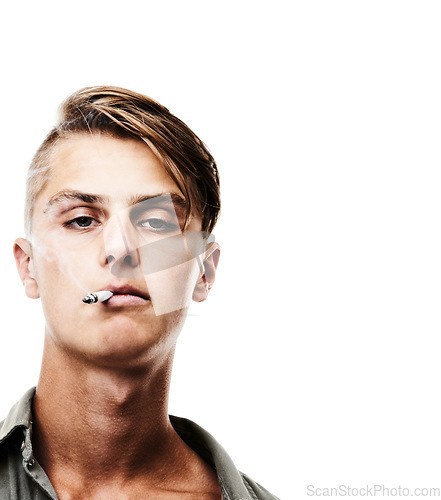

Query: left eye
[[138, 218, 176, 231]]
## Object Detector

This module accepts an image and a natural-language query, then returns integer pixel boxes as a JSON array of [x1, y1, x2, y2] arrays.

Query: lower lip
[[104, 294, 149, 307]]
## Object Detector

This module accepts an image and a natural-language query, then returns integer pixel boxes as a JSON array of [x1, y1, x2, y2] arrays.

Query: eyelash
[[63, 216, 180, 233], [63, 216, 100, 230], [137, 217, 179, 233]]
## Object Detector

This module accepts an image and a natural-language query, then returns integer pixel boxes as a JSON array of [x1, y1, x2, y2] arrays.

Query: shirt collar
[[0, 387, 34, 445], [170, 416, 253, 500]]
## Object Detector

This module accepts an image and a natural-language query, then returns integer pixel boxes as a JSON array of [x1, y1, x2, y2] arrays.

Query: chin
[[78, 317, 179, 368]]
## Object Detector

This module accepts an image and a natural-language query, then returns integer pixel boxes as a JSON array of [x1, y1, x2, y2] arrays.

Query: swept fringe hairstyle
[[25, 86, 220, 235]]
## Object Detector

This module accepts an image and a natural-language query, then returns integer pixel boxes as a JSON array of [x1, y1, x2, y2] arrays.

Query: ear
[[192, 241, 220, 303], [13, 238, 40, 299]]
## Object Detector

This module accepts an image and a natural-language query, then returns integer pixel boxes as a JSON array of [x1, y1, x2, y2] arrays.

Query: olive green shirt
[[0, 388, 279, 499]]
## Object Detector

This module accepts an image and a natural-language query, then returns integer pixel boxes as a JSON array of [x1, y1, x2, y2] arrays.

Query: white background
[[1, 2, 441, 499]]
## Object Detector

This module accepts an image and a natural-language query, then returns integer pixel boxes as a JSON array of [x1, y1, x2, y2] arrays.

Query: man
[[0, 87, 278, 499]]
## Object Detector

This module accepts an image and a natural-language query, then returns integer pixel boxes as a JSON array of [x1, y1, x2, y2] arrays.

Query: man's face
[[21, 134, 211, 368]]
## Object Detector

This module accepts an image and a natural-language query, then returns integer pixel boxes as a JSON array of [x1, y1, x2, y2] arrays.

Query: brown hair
[[25, 86, 220, 235]]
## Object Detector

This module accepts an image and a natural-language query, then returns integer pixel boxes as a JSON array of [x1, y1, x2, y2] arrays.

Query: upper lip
[[104, 284, 150, 300]]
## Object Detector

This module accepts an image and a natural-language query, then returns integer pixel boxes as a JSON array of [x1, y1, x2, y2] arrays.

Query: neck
[[32, 334, 177, 481]]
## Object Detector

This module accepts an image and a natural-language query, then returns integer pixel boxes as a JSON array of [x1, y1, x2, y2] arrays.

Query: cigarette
[[82, 290, 114, 304]]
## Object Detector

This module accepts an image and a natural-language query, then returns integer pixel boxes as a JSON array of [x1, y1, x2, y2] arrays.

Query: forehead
[[39, 134, 180, 202]]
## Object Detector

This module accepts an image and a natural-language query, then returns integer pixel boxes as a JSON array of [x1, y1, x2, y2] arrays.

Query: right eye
[[63, 216, 100, 230]]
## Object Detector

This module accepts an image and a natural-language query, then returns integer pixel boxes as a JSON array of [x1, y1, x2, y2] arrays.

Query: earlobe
[[192, 242, 220, 303], [13, 238, 40, 299]]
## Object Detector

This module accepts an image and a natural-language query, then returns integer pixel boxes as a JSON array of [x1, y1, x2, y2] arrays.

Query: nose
[[106, 253, 138, 267], [102, 213, 141, 278]]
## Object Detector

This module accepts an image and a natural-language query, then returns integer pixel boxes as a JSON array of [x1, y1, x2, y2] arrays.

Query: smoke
[[28, 194, 214, 315]]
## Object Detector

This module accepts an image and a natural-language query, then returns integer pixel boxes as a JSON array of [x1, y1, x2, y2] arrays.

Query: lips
[[101, 284, 150, 307], [105, 284, 150, 300]]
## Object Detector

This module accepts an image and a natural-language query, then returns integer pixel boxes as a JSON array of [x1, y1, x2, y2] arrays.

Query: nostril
[[106, 255, 115, 264], [123, 254, 139, 267]]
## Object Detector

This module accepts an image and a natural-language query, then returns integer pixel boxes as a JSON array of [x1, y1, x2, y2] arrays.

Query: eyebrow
[[44, 190, 187, 213], [44, 191, 106, 212], [127, 193, 188, 212]]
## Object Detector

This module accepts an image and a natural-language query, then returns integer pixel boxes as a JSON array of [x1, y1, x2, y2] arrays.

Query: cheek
[[32, 227, 103, 287], [33, 243, 92, 299], [32, 255, 82, 337], [146, 260, 200, 316]]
